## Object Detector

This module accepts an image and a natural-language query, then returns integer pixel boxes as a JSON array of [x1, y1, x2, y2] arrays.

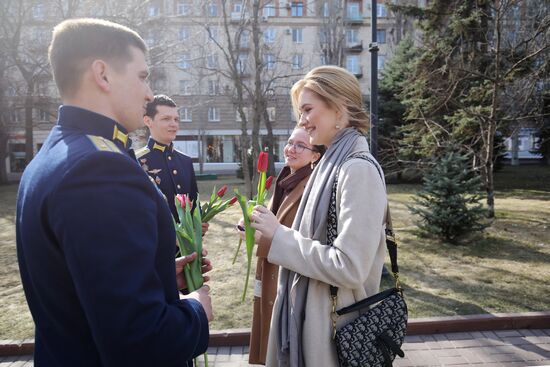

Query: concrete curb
[[2, 311, 549, 356]]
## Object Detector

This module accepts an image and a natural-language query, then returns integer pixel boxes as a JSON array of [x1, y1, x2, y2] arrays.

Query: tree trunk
[[24, 88, 34, 166], [484, 0, 502, 219]]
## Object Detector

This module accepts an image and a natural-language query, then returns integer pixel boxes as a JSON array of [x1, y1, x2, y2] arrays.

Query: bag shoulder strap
[[327, 153, 401, 299]]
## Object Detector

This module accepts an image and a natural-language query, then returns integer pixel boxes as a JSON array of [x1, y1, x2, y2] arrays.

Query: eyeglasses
[[285, 142, 317, 154]]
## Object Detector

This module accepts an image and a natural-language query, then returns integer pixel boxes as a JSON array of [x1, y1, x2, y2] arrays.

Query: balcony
[[345, 13, 363, 24], [230, 12, 249, 23], [345, 40, 363, 53]]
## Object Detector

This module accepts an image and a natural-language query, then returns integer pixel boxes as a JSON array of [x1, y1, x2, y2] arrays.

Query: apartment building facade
[[3, 0, 417, 180]]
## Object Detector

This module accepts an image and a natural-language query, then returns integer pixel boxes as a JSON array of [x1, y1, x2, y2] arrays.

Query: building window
[[179, 107, 192, 122], [322, 2, 329, 17], [346, 2, 360, 19], [378, 55, 386, 70], [148, 4, 160, 17], [292, 28, 303, 43], [37, 108, 49, 121], [179, 80, 191, 95], [292, 54, 303, 69], [291, 2, 303, 17], [32, 3, 44, 20], [346, 29, 359, 46], [267, 107, 276, 122], [239, 30, 249, 48], [346, 55, 360, 74], [233, 2, 243, 13], [264, 28, 276, 43], [179, 27, 189, 41], [208, 3, 218, 16], [178, 53, 191, 69], [9, 144, 26, 173], [208, 80, 220, 95], [377, 29, 386, 44], [265, 54, 276, 70], [264, 4, 276, 17], [10, 109, 22, 123], [238, 54, 248, 74], [206, 54, 219, 69], [177, 2, 190, 15], [376, 4, 387, 17], [208, 107, 220, 122]]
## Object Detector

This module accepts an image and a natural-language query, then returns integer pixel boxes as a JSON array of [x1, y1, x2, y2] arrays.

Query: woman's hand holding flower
[[250, 205, 280, 246]]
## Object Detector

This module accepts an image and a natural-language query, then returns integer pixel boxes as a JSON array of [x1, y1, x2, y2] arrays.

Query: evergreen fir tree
[[378, 36, 418, 178], [408, 146, 487, 243]]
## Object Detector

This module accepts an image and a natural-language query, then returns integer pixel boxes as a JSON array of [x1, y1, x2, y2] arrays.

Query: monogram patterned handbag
[[327, 153, 407, 367]]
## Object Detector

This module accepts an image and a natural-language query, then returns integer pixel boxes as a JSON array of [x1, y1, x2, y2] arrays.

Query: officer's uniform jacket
[[16, 106, 208, 367], [135, 138, 198, 221]]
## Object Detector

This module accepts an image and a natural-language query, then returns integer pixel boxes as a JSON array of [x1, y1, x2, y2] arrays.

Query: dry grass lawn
[[1, 166, 549, 339]]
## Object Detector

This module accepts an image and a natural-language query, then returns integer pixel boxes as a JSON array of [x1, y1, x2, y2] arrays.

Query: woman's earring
[[335, 124, 341, 130]]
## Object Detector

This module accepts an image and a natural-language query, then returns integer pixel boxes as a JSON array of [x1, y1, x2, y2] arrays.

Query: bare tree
[[318, 0, 346, 66]]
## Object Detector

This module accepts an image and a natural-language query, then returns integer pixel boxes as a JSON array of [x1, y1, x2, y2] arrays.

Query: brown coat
[[248, 174, 310, 365]]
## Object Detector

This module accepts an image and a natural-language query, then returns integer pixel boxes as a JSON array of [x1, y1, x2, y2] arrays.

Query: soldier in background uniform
[[136, 95, 209, 234], [16, 19, 212, 367]]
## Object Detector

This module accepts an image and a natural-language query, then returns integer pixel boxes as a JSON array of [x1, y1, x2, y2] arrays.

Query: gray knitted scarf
[[276, 128, 369, 367]]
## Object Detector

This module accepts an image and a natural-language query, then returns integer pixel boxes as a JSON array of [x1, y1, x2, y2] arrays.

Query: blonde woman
[[251, 66, 387, 367]]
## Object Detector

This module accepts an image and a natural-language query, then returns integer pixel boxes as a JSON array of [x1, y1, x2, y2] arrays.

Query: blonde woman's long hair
[[290, 65, 369, 134]]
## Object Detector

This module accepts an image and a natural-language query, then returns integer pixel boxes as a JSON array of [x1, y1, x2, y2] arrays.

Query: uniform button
[[168, 156, 172, 160], [177, 184, 181, 189], [173, 170, 177, 175]]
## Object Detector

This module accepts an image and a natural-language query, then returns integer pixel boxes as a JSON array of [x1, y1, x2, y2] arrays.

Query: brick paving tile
[[501, 336, 532, 346], [436, 355, 470, 365], [408, 350, 441, 366], [421, 334, 438, 342], [451, 339, 493, 348], [490, 352, 526, 363], [403, 342, 431, 351], [215, 346, 231, 362], [405, 335, 425, 343], [393, 356, 415, 367], [460, 349, 489, 364], [519, 329, 538, 337], [430, 348, 462, 358], [446, 332, 474, 341], [482, 330, 501, 339], [433, 333, 449, 342], [525, 336, 550, 344], [532, 330, 549, 336], [495, 330, 523, 338], [519, 343, 550, 358]]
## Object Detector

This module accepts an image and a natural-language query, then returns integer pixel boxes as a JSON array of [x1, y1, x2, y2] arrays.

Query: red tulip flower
[[176, 194, 186, 209], [257, 151, 268, 173], [217, 185, 228, 198], [229, 196, 238, 205], [265, 176, 274, 190]]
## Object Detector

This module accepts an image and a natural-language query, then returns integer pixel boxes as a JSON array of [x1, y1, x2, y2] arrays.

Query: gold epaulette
[[135, 146, 151, 159], [87, 135, 123, 154]]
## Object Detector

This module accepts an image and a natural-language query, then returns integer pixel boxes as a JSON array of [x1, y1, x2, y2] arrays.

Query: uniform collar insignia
[[153, 142, 166, 152], [148, 168, 162, 175], [112, 125, 129, 148]]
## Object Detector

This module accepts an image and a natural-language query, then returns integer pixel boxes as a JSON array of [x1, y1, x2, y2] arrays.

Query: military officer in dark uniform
[[16, 19, 212, 367], [136, 95, 209, 234]]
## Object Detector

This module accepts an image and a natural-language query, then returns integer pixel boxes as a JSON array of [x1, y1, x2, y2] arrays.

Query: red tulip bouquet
[[173, 194, 204, 292], [200, 185, 238, 223], [234, 150, 274, 301]]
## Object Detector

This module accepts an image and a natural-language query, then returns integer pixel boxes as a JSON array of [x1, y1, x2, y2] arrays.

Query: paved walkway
[[1, 329, 549, 366]]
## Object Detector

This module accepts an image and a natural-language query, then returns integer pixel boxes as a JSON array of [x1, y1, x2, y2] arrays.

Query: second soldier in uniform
[[136, 95, 208, 234]]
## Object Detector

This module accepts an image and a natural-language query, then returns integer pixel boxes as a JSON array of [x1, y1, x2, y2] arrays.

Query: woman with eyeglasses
[[247, 128, 325, 365], [250, 66, 387, 367]]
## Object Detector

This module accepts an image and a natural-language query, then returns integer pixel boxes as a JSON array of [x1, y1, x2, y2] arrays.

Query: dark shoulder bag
[[327, 153, 408, 367]]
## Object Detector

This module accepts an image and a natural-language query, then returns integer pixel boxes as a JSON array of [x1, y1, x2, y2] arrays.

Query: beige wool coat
[[265, 139, 387, 367], [248, 174, 310, 365]]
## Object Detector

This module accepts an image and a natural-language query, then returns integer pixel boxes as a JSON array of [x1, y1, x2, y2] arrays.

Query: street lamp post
[[369, 0, 379, 159]]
